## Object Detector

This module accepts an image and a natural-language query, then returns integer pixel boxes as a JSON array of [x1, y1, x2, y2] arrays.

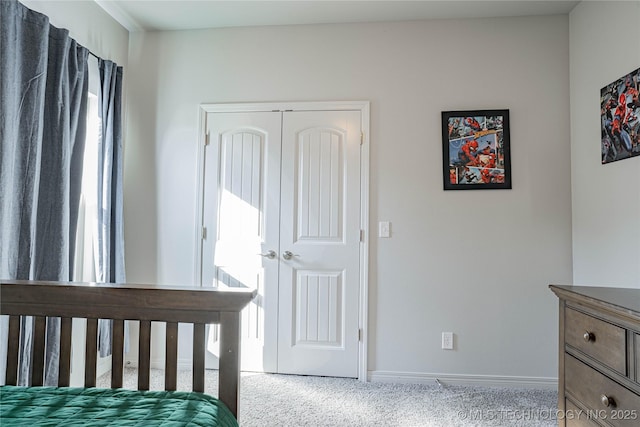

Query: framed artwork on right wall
[[600, 67, 640, 164]]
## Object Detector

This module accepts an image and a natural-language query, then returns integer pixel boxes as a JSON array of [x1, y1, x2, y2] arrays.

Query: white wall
[[126, 15, 572, 384], [20, 0, 129, 66], [570, 1, 640, 288]]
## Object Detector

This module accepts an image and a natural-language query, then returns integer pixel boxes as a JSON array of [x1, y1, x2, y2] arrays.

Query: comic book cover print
[[447, 115, 505, 185], [601, 67, 640, 164]]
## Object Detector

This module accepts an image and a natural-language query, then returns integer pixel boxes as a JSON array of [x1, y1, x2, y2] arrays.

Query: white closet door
[[277, 111, 361, 377], [203, 112, 281, 373]]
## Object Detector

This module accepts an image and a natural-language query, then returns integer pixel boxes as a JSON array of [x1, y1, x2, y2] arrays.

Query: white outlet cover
[[442, 332, 454, 350]]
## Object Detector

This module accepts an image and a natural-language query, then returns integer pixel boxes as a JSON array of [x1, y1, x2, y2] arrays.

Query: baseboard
[[97, 355, 112, 378], [110, 359, 557, 389], [124, 357, 192, 371], [368, 370, 557, 389]]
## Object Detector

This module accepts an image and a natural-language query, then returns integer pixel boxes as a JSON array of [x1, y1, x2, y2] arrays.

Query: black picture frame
[[441, 109, 512, 190], [600, 67, 640, 164]]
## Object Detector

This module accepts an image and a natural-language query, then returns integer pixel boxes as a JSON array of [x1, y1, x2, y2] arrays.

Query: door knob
[[282, 251, 299, 260], [258, 250, 277, 260]]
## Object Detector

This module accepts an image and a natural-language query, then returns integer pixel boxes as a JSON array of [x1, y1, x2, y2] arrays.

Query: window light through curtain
[[74, 54, 100, 283], [67, 56, 106, 386]]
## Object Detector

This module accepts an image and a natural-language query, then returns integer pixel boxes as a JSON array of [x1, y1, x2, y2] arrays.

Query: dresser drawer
[[636, 334, 640, 384], [565, 399, 600, 427], [565, 307, 626, 374], [565, 354, 640, 427]]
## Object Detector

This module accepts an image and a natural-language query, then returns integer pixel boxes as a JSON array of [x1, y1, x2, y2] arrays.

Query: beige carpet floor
[[98, 368, 558, 426]]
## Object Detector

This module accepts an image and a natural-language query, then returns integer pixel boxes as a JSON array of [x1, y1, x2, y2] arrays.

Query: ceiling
[[95, 0, 580, 32]]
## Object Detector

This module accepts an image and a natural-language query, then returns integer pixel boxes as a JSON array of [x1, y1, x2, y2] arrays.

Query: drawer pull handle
[[583, 331, 595, 342], [601, 394, 614, 407]]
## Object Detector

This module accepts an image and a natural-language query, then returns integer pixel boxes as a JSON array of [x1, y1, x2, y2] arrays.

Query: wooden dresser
[[550, 285, 640, 427]]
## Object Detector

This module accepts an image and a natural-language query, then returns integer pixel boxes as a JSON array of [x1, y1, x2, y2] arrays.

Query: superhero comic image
[[600, 67, 640, 164], [442, 110, 511, 190]]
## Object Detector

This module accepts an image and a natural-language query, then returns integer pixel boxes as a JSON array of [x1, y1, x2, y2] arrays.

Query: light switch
[[379, 221, 391, 238]]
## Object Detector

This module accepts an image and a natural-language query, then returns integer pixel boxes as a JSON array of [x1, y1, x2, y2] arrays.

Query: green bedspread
[[0, 385, 238, 427]]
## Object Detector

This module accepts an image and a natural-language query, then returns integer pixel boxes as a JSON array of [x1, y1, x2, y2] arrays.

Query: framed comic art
[[600, 67, 640, 164], [441, 109, 511, 190]]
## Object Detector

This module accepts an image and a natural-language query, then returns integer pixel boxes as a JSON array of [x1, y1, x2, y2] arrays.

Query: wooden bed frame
[[0, 279, 256, 418]]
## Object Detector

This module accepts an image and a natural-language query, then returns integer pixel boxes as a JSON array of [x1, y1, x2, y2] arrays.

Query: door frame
[[194, 101, 370, 381]]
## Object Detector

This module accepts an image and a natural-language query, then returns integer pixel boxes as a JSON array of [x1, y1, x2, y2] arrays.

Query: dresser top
[[550, 284, 640, 320]]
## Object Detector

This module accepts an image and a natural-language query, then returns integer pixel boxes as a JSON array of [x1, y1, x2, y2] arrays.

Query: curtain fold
[[0, 0, 88, 385], [96, 59, 126, 357]]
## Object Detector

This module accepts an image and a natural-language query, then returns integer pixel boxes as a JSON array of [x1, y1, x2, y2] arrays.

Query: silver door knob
[[258, 250, 277, 260], [282, 251, 298, 260]]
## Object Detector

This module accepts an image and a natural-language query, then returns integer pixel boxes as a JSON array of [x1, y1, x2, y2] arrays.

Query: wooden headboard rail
[[0, 279, 256, 418]]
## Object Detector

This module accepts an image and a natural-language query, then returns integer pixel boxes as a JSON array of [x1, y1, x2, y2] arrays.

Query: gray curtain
[[0, 0, 88, 385], [96, 59, 126, 357]]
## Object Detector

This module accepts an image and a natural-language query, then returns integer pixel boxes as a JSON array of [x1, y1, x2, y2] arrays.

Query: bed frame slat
[[193, 323, 205, 392], [111, 319, 125, 388], [31, 316, 46, 386], [6, 315, 20, 385], [5, 316, 20, 385], [138, 320, 151, 390], [85, 318, 98, 387], [58, 317, 72, 386], [165, 321, 178, 391]]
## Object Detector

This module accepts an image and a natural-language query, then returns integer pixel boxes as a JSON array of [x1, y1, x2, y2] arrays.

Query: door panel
[[278, 111, 361, 377], [294, 270, 343, 347], [202, 112, 281, 373], [296, 128, 343, 242]]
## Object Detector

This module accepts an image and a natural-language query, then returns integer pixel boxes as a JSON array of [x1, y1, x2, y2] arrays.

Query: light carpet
[[98, 369, 558, 426]]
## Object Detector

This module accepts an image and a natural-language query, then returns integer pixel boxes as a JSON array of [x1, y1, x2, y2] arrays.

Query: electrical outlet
[[442, 332, 454, 350]]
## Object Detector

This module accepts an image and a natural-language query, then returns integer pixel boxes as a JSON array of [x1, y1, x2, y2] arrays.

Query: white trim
[[368, 370, 558, 390], [194, 101, 370, 381], [96, 355, 112, 378], [94, 0, 144, 32], [193, 107, 208, 286], [124, 357, 192, 371], [177, 358, 192, 371], [199, 101, 369, 114], [358, 102, 370, 382]]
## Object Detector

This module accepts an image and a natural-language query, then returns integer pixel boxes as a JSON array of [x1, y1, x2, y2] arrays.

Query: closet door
[[201, 107, 363, 378], [202, 112, 281, 373], [277, 111, 361, 377]]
